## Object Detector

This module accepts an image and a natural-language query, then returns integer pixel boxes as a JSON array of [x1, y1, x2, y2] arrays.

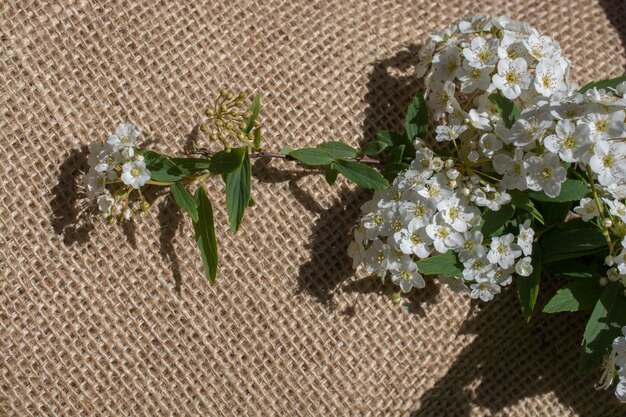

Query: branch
[[189, 148, 382, 165]]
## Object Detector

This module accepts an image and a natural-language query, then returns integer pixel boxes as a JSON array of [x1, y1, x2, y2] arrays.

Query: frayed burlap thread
[[2, 1, 626, 416]]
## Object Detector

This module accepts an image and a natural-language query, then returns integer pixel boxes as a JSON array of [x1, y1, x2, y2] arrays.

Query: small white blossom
[[573, 197, 599, 221], [589, 141, 626, 186], [492, 57, 531, 100], [487, 233, 522, 269], [120, 160, 151, 189], [462, 36, 498, 68], [534, 59, 566, 97], [107, 123, 141, 151], [470, 277, 501, 301], [543, 119, 591, 163], [525, 153, 567, 198], [515, 257, 533, 277], [425, 213, 464, 253], [435, 122, 467, 142], [517, 219, 534, 256], [390, 255, 426, 293]]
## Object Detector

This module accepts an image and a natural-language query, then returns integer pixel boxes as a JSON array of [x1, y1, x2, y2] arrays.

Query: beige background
[[2, 0, 626, 415]]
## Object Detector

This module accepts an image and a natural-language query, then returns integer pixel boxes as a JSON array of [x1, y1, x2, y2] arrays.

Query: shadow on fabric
[[600, 0, 626, 71], [295, 44, 427, 307], [50, 146, 96, 245], [410, 283, 624, 416]]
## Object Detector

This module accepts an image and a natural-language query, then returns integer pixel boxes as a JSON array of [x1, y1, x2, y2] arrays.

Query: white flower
[[489, 266, 515, 286], [97, 194, 115, 215], [523, 34, 558, 61], [493, 149, 527, 191], [362, 209, 388, 240], [436, 195, 477, 232], [534, 59, 566, 97], [479, 133, 503, 158], [107, 123, 141, 151], [543, 119, 591, 163], [458, 231, 486, 262], [589, 141, 626, 186], [509, 111, 552, 146], [425, 213, 464, 253], [468, 109, 492, 131], [428, 80, 458, 120], [585, 88, 626, 108], [487, 233, 522, 269], [515, 256, 533, 277], [462, 36, 498, 68], [398, 197, 436, 229], [393, 221, 432, 258], [347, 228, 366, 268], [417, 174, 453, 203], [435, 122, 467, 142], [85, 169, 107, 198], [390, 255, 425, 293], [573, 197, 599, 222], [581, 109, 625, 141], [120, 160, 151, 189], [604, 198, 626, 223], [525, 153, 567, 198], [470, 277, 501, 301], [457, 61, 492, 93], [431, 45, 461, 82], [517, 219, 534, 256], [458, 14, 492, 34], [363, 239, 392, 277], [492, 57, 531, 100]]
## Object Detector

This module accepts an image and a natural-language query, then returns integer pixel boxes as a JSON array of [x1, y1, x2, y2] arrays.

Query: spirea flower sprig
[[348, 14, 626, 402]]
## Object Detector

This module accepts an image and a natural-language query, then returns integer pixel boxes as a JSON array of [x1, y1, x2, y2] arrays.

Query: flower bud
[[199, 123, 209, 132], [460, 187, 470, 196], [205, 108, 214, 117], [605, 255, 615, 267], [134, 154, 144, 162], [467, 151, 479, 162], [253, 119, 261, 127], [599, 277, 609, 286], [603, 218, 613, 228], [444, 158, 455, 169], [239, 122, 247, 130], [608, 268, 620, 282]]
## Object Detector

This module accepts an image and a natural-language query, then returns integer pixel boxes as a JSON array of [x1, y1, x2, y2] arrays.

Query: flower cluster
[[600, 327, 626, 402], [417, 14, 573, 121], [348, 141, 534, 300], [200, 89, 261, 150], [83, 123, 151, 222]]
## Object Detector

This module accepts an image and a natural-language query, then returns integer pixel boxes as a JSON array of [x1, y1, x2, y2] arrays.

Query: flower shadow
[[50, 146, 96, 245]]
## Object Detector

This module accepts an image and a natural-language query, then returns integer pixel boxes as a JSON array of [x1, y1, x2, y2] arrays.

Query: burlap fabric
[[2, 0, 626, 415]]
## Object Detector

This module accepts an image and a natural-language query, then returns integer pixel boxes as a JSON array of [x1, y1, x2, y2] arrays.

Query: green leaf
[[509, 190, 544, 225], [386, 145, 406, 164], [376, 130, 406, 147], [243, 93, 261, 134], [538, 201, 572, 226], [223, 148, 252, 232], [361, 140, 389, 156], [170, 157, 211, 176], [193, 187, 218, 283], [547, 259, 602, 280], [138, 149, 184, 182], [289, 148, 334, 166], [170, 182, 198, 222], [405, 92, 428, 142], [527, 179, 589, 203], [208, 148, 246, 174], [579, 282, 626, 372], [333, 160, 389, 190], [324, 164, 338, 186], [279, 145, 292, 155], [416, 250, 463, 277], [488, 93, 521, 128], [517, 245, 541, 322], [543, 280, 603, 313], [579, 74, 626, 94], [316, 141, 357, 159], [541, 220, 608, 263], [382, 162, 410, 182], [253, 127, 262, 150], [479, 204, 515, 237]]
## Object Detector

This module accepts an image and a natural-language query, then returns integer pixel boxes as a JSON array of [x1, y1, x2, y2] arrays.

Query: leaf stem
[[583, 163, 615, 256]]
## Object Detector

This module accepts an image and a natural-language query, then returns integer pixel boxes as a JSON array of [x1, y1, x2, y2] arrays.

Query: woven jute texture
[[2, 0, 626, 415]]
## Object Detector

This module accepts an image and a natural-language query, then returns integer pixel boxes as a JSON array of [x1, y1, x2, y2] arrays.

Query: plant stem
[[189, 148, 382, 165], [583, 163, 615, 256]]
